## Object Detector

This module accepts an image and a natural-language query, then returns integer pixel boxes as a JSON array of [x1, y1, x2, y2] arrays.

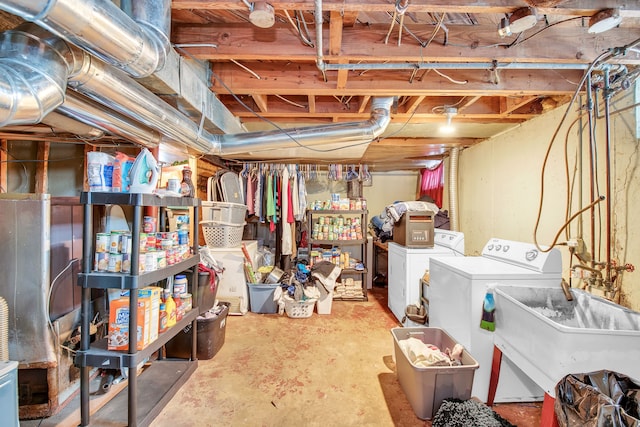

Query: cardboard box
[[138, 286, 161, 343], [108, 297, 149, 351], [119, 286, 162, 345]]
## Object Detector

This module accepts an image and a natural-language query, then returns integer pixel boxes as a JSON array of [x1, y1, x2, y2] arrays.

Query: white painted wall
[[455, 88, 640, 311]]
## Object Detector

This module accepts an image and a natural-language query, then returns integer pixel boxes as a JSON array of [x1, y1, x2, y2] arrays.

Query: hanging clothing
[[256, 171, 263, 222], [281, 167, 292, 255], [292, 169, 300, 220], [246, 173, 255, 215], [287, 172, 294, 224], [296, 172, 307, 221]]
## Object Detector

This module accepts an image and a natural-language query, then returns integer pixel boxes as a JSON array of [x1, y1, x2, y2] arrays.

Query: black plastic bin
[[555, 370, 640, 427], [165, 302, 229, 360], [197, 270, 219, 314]]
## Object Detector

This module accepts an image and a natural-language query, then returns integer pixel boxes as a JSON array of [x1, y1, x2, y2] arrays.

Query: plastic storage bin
[[248, 283, 279, 314], [391, 327, 479, 420], [165, 302, 230, 360], [197, 270, 219, 314], [201, 201, 247, 224], [0, 361, 19, 427], [201, 221, 245, 248]]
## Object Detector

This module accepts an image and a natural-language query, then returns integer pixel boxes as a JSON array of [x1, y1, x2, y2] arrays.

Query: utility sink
[[494, 286, 640, 397]]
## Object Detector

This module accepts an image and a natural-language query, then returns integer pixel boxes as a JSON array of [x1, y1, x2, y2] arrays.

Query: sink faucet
[[561, 278, 573, 301]]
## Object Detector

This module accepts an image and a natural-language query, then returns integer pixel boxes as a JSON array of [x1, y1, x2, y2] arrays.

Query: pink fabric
[[419, 162, 444, 208], [287, 178, 294, 223]]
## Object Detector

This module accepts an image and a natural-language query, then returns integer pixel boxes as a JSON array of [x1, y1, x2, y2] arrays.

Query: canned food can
[[109, 231, 124, 254], [146, 235, 157, 252], [94, 252, 109, 272], [145, 252, 157, 272], [157, 251, 167, 269], [107, 253, 123, 272], [143, 216, 157, 233], [121, 253, 131, 273], [160, 239, 173, 251], [180, 293, 192, 312], [139, 254, 146, 273], [95, 233, 110, 253], [167, 178, 180, 193], [167, 231, 178, 246], [177, 229, 188, 245], [139, 233, 148, 253], [120, 233, 132, 254]]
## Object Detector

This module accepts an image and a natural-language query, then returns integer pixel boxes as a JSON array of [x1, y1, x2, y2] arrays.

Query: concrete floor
[[22, 286, 543, 426]]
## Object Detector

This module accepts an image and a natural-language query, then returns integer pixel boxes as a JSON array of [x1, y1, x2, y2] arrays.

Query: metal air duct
[[0, 25, 74, 126], [0, 20, 394, 157], [217, 97, 394, 155], [57, 92, 162, 148], [0, 0, 171, 78]]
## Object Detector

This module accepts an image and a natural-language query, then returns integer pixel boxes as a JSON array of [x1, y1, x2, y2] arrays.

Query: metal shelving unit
[[75, 192, 201, 427], [307, 209, 368, 301]]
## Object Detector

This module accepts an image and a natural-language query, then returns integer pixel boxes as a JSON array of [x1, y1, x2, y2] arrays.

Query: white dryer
[[387, 229, 464, 326], [428, 237, 562, 403]]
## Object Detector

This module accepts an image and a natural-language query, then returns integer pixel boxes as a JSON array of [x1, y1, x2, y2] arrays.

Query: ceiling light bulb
[[508, 7, 538, 33], [588, 9, 622, 34], [439, 107, 457, 134]]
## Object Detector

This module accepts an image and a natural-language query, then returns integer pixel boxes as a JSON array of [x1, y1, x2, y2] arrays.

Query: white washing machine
[[428, 237, 562, 403], [387, 229, 464, 326]]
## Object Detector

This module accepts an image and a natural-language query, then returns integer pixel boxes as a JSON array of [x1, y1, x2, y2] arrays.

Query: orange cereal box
[[108, 297, 150, 351]]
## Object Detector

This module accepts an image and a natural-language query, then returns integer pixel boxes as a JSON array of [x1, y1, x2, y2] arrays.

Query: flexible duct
[[218, 97, 394, 155], [0, 296, 8, 361], [448, 147, 460, 231], [0, 0, 171, 78]]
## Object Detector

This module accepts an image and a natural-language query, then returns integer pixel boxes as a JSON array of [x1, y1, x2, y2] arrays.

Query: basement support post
[[35, 141, 50, 194]]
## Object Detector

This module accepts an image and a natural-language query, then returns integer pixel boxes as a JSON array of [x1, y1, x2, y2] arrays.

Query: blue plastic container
[[248, 283, 280, 314]]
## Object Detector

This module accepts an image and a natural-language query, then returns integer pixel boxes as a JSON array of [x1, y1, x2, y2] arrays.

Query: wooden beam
[[329, 11, 343, 55], [500, 96, 538, 114], [308, 95, 316, 113], [211, 63, 585, 96], [404, 96, 427, 114], [252, 94, 268, 113], [173, 23, 640, 65], [172, 1, 639, 18], [458, 95, 482, 113], [342, 11, 360, 27], [35, 141, 50, 194]]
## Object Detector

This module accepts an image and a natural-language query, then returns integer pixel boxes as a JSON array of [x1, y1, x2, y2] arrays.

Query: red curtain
[[419, 162, 444, 208]]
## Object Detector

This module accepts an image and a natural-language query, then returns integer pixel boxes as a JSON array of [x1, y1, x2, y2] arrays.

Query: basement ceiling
[[1, 1, 640, 170]]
